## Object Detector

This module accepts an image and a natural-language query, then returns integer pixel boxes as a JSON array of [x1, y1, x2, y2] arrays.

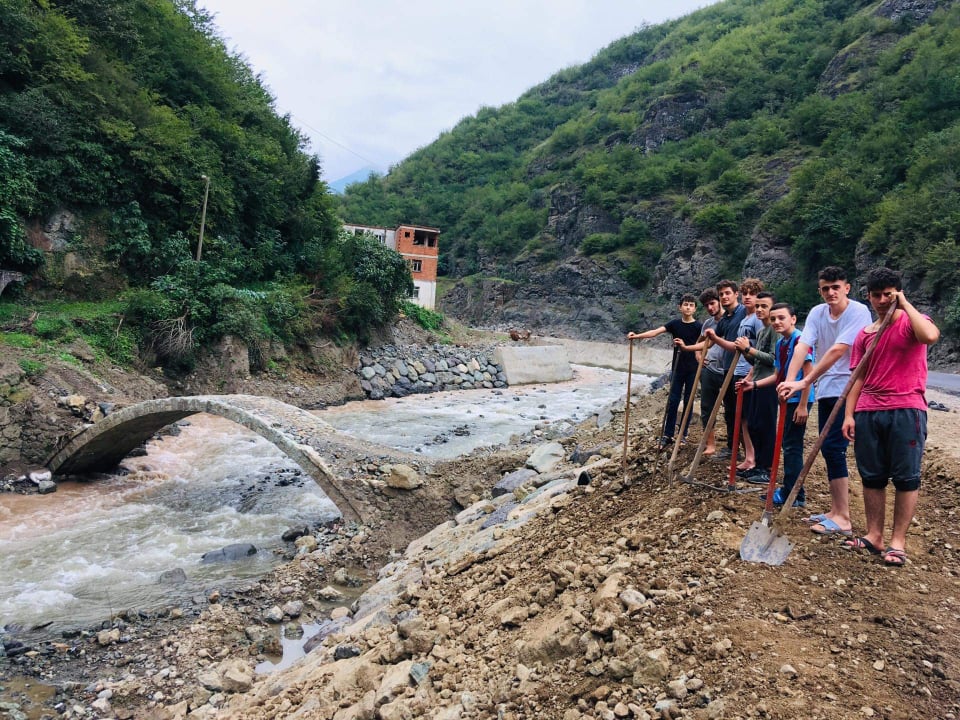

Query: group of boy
[[628, 266, 939, 566]]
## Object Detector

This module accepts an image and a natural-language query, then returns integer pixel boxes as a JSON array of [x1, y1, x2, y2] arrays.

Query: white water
[[320, 365, 638, 458], [0, 365, 639, 634]]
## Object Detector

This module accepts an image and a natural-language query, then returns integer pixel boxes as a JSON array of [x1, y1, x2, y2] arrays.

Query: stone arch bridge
[[46, 395, 418, 524]]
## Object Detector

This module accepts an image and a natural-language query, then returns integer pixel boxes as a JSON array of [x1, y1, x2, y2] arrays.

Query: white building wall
[[411, 280, 436, 310]]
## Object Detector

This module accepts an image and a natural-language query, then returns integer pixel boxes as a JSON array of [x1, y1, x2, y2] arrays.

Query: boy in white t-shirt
[[777, 266, 871, 536]]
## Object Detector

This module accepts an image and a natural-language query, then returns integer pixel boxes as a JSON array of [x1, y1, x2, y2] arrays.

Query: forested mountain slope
[[340, 0, 960, 364], [1, 0, 412, 370]]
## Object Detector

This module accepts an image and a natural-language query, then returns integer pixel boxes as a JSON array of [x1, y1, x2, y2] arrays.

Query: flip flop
[[883, 548, 907, 566], [810, 517, 852, 536], [802, 513, 828, 525], [843, 537, 882, 555]]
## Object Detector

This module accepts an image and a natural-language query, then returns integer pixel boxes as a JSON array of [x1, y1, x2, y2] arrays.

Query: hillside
[[1, 0, 413, 372], [340, 0, 960, 365]]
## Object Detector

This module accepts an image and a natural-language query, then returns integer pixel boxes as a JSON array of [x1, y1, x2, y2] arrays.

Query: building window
[[410, 260, 422, 273], [409, 286, 420, 298], [404, 231, 411, 238]]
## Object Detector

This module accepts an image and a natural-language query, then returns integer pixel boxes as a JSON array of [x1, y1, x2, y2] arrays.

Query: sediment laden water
[[0, 365, 641, 636]]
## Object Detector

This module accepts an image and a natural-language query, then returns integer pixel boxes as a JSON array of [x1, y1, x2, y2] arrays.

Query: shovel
[[621, 337, 634, 477], [726, 383, 746, 490], [740, 399, 794, 564]]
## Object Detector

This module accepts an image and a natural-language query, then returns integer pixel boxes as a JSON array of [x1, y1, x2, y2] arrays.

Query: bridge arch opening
[[46, 395, 365, 523]]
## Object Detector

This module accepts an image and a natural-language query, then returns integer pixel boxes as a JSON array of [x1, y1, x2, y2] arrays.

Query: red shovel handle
[[763, 399, 789, 513], [727, 383, 746, 489]]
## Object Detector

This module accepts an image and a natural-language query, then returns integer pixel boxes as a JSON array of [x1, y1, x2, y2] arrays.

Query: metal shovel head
[[740, 520, 795, 565]]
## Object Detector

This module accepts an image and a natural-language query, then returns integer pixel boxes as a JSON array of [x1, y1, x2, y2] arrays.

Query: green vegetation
[[341, 0, 960, 332], [402, 301, 445, 332], [0, 0, 414, 370]]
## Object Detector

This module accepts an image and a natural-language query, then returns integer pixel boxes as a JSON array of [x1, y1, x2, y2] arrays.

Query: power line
[[291, 114, 384, 171]]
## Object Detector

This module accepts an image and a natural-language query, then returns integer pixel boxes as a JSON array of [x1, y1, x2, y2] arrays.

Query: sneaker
[[736, 466, 757, 479], [761, 488, 806, 507], [659, 436, 674, 449], [714, 448, 732, 461], [745, 469, 770, 485]]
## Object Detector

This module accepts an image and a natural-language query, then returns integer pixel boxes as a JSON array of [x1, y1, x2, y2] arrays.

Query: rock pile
[[357, 345, 507, 399]]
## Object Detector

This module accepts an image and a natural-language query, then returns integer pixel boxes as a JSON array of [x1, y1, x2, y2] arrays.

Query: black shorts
[[854, 408, 926, 492]]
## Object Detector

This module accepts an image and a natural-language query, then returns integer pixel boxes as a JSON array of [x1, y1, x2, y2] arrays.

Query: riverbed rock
[[37, 480, 57, 494], [386, 464, 423, 490], [492, 468, 538, 497], [525, 442, 565, 473], [200, 543, 257, 564], [158, 568, 188, 585]]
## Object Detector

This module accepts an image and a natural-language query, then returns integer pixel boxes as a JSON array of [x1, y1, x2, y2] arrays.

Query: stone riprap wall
[[357, 345, 507, 399]]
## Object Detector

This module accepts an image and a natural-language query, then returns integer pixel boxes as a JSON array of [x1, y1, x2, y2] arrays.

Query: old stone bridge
[[46, 395, 428, 524]]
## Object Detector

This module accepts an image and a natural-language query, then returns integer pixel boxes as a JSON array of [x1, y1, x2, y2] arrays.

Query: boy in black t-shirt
[[628, 294, 703, 446]]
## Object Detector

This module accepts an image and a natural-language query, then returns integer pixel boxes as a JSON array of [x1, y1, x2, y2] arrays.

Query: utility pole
[[196, 174, 210, 261]]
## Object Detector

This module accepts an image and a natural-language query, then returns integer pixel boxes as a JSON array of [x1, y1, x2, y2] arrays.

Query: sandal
[[810, 518, 852, 536], [883, 548, 907, 566], [843, 537, 882, 555], [802, 513, 828, 525]]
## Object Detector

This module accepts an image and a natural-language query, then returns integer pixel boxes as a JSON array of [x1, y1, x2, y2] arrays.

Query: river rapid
[[0, 365, 641, 637]]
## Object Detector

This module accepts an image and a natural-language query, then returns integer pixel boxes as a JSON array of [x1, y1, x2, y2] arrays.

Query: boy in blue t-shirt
[[628, 294, 703, 446], [746, 303, 814, 507]]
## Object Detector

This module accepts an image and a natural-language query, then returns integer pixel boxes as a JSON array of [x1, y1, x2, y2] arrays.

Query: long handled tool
[[740, 399, 794, 564], [726, 383, 746, 490], [622, 338, 634, 477], [667, 339, 710, 478], [676, 350, 740, 488], [777, 299, 899, 515]]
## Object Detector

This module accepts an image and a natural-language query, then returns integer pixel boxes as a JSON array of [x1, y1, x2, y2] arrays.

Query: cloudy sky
[[198, 1, 713, 183]]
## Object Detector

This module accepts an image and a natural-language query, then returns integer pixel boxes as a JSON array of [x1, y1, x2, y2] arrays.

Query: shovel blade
[[739, 521, 795, 565]]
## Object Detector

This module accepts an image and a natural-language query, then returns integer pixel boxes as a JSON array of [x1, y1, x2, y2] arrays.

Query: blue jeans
[[818, 397, 849, 480], [780, 402, 812, 502], [664, 366, 697, 438]]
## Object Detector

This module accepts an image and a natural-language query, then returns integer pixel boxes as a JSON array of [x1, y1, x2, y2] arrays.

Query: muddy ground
[[2, 382, 959, 720]]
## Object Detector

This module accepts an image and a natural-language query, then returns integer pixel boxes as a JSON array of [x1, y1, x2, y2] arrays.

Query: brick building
[[342, 223, 440, 310]]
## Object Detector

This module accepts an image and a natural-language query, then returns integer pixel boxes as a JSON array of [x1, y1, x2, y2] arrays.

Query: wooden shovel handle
[[668, 338, 712, 476], [680, 349, 741, 482]]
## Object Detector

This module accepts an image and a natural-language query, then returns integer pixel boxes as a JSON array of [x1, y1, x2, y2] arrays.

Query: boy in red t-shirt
[[842, 267, 940, 566]]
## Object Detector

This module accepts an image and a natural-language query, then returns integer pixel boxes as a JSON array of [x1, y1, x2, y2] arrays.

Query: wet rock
[[28, 469, 52, 484], [281, 600, 303, 618], [263, 606, 284, 623], [200, 543, 257, 564], [158, 568, 188, 585], [37, 480, 57, 494], [282, 526, 309, 542]]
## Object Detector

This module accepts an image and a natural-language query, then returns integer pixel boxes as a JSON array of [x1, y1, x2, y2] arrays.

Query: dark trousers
[[749, 385, 778, 472], [781, 402, 812, 501], [664, 366, 697, 439], [722, 375, 747, 449]]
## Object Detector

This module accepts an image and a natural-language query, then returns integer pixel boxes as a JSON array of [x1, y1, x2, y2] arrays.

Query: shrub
[[402, 301, 444, 332]]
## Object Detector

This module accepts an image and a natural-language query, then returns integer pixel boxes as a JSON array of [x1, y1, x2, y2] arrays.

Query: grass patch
[[18, 358, 46, 377], [2, 332, 39, 348]]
